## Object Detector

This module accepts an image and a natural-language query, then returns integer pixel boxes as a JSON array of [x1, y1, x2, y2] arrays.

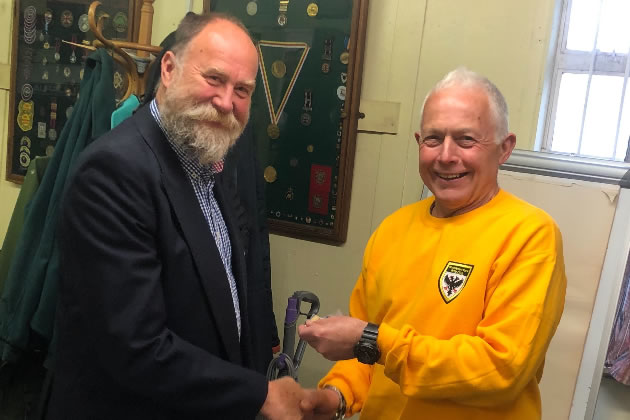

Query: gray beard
[[159, 89, 247, 166]]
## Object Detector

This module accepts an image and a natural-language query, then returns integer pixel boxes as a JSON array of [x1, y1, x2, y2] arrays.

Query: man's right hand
[[300, 387, 340, 419], [259, 377, 308, 420]]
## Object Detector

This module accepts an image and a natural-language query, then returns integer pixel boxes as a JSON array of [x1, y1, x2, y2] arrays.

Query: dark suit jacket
[[222, 122, 279, 374], [47, 105, 268, 419]]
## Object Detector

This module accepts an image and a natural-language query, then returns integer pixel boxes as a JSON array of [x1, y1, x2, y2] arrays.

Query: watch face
[[354, 341, 380, 364]]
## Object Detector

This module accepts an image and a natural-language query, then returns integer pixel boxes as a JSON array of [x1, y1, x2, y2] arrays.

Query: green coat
[[0, 157, 50, 296], [0, 49, 115, 363]]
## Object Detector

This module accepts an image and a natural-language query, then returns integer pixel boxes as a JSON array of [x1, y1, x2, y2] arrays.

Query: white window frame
[[542, 0, 630, 161]]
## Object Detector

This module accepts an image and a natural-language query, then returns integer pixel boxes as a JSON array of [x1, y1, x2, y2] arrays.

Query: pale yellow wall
[[151, 0, 204, 45], [0, 0, 21, 248]]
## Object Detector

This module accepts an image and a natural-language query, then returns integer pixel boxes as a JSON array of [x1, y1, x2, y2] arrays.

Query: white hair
[[421, 67, 509, 144]]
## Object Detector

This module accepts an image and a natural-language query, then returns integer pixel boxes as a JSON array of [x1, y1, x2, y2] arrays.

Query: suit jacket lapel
[[133, 105, 242, 364], [214, 180, 249, 312], [214, 166, 257, 367]]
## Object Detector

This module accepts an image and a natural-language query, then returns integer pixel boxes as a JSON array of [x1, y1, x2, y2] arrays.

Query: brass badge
[[340, 51, 349, 65], [267, 123, 280, 139], [271, 60, 287, 78], [438, 262, 474, 304], [17, 100, 34, 132], [264, 166, 278, 183], [307, 3, 319, 17]]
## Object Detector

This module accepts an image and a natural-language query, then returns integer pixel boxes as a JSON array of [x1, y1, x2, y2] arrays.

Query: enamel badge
[[438, 261, 473, 304]]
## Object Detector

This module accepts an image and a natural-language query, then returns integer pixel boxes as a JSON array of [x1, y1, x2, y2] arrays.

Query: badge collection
[[217, 0, 354, 230], [11, 3, 129, 176]]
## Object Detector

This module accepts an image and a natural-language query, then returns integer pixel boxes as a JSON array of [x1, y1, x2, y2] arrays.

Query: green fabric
[[0, 49, 115, 363], [0, 157, 50, 297], [111, 94, 139, 128]]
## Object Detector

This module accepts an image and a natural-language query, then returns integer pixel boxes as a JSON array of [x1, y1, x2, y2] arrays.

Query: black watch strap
[[363, 322, 379, 341]]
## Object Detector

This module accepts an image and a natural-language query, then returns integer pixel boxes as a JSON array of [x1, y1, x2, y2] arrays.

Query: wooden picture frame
[[6, 0, 139, 184], [207, 0, 369, 244]]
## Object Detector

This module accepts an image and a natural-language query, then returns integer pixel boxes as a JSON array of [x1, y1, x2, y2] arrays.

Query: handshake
[[258, 376, 341, 420], [258, 315, 370, 419]]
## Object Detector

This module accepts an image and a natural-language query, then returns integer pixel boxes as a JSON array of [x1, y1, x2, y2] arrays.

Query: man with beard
[[48, 13, 325, 419]]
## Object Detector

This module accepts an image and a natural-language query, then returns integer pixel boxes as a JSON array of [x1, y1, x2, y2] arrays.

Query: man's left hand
[[298, 316, 367, 361]]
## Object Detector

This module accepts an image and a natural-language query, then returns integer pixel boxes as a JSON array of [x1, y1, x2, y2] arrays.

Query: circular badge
[[278, 13, 287, 26], [45, 145, 55, 156], [340, 51, 350, 65], [264, 166, 277, 183], [19, 151, 31, 168], [271, 60, 286, 78], [246, 1, 258, 16], [63, 67, 71, 78], [66, 106, 74, 119], [54, 52, 61, 61], [20, 136, 31, 147], [307, 3, 319, 17], [321, 62, 330, 74], [267, 123, 280, 139], [307, 144, 314, 153], [21, 84, 33, 101], [300, 113, 312, 126], [337, 85, 346, 100], [78, 14, 89, 32], [113, 12, 128, 33], [60, 10, 73, 28], [24, 6, 36, 23]]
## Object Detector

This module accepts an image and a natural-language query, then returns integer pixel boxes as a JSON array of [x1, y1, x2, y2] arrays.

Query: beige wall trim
[[0, 63, 10, 90], [357, 99, 400, 134]]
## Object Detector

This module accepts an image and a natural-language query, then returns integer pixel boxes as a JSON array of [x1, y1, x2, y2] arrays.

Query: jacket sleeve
[[377, 221, 566, 406], [57, 144, 267, 417]]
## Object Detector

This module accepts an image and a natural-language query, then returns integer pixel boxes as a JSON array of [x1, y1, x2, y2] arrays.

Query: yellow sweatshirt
[[320, 189, 567, 420]]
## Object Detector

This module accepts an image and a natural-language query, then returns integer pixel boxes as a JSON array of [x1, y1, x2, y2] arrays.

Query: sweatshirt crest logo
[[438, 261, 474, 304]]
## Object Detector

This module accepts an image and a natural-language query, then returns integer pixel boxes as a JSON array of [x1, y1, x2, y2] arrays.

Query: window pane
[[551, 73, 587, 154], [580, 75, 624, 159], [566, 0, 600, 51], [597, 0, 630, 53], [616, 88, 630, 160]]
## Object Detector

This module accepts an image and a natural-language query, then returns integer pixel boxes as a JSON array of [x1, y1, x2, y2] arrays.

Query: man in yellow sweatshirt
[[297, 67, 567, 420]]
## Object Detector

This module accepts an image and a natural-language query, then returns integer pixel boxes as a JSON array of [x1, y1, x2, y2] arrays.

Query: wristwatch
[[323, 385, 346, 419], [353, 322, 380, 364]]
